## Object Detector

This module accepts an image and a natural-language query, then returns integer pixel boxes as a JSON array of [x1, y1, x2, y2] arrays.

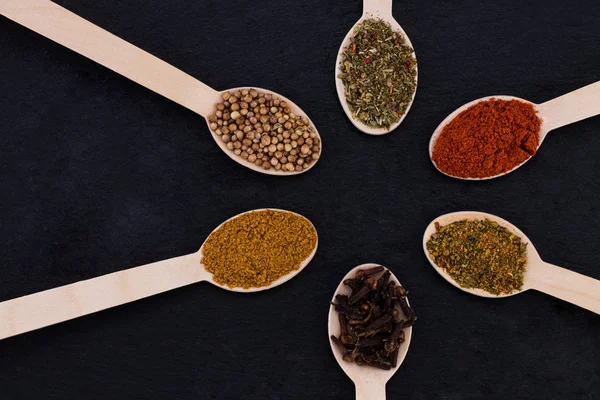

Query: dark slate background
[[1, 0, 599, 399]]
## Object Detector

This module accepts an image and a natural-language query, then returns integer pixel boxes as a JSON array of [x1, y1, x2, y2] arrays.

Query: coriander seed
[[209, 89, 321, 172]]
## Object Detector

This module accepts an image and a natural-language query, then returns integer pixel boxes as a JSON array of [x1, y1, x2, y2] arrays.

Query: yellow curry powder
[[201, 209, 317, 289]]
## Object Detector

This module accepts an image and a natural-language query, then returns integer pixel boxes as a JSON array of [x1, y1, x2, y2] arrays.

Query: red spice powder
[[431, 99, 541, 178]]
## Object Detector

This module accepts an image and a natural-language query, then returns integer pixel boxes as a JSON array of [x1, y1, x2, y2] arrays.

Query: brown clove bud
[[356, 265, 384, 279]]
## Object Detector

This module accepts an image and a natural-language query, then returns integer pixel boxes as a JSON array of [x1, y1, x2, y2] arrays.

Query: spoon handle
[[0, 253, 205, 340], [356, 382, 386, 400], [0, 0, 219, 117], [363, 0, 393, 17], [537, 81, 600, 131], [528, 261, 600, 315]]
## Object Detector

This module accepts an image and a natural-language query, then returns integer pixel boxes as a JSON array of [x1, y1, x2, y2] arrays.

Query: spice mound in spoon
[[207, 89, 321, 172], [201, 209, 317, 289], [426, 219, 527, 295], [431, 98, 541, 178], [338, 18, 417, 129], [330, 266, 417, 370]]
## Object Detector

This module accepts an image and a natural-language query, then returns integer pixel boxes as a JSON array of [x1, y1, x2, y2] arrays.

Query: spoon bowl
[[328, 263, 412, 399], [422, 211, 600, 313], [335, 0, 418, 135], [429, 81, 600, 180], [0, 208, 318, 340], [205, 87, 322, 176], [199, 208, 318, 292], [1, 0, 321, 176], [422, 211, 539, 298], [428, 96, 542, 181]]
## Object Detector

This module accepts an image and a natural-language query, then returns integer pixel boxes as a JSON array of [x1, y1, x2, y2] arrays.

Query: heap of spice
[[330, 266, 417, 370], [208, 89, 320, 172], [338, 18, 417, 129], [431, 98, 542, 178], [426, 219, 527, 295], [201, 210, 317, 289]]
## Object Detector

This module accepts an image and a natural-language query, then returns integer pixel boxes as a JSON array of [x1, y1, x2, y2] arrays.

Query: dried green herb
[[338, 18, 417, 129], [426, 219, 527, 295]]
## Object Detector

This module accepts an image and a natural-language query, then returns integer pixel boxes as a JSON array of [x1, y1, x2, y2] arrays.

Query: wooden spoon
[[334, 0, 418, 135], [1, 0, 322, 175], [429, 81, 600, 180], [328, 264, 413, 400], [423, 211, 600, 314], [0, 209, 318, 340]]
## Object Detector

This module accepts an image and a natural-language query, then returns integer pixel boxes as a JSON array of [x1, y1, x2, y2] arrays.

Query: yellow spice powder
[[201, 209, 317, 289]]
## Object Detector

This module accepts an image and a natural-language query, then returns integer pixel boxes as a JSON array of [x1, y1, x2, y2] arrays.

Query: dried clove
[[342, 352, 355, 363], [364, 314, 392, 332], [395, 286, 417, 322], [349, 308, 373, 325], [376, 270, 391, 299], [391, 323, 406, 341], [359, 322, 393, 338], [343, 278, 363, 292], [364, 359, 392, 370], [330, 266, 417, 370], [331, 335, 347, 351], [356, 265, 384, 279], [390, 347, 400, 368], [332, 294, 362, 320], [339, 313, 348, 338], [348, 284, 371, 305], [356, 334, 387, 349]]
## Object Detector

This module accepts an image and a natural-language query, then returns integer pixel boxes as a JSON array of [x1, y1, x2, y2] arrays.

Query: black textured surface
[[1, 1, 599, 399]]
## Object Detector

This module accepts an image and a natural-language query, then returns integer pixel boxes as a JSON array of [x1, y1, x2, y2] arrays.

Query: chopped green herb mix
[[426, 219, 527, 295], [338, 18, 417, 129]]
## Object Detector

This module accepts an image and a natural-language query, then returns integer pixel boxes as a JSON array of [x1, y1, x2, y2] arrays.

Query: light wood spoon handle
[[363, 0, 393, 17], [0, 0, 219, 117], [356, 382, 386, 400], [0, 253, 206, 340], [537, 81, 600, 131], [528, 261, 600, 314]]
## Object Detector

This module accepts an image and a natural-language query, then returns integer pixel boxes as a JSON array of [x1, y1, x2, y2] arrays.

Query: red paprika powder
[[431, 98, 541, 178]]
